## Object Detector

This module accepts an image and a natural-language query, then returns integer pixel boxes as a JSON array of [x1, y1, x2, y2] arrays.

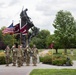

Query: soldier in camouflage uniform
[[11, 44, 17, 66], [17, 45, 23, 67], [25, 45, 31, 66], [5, 45, 11, 66], [32, 45, 38, 66], [20, 44, 24, 66]]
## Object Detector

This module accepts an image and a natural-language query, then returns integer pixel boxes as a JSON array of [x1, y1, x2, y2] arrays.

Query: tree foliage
[[0, 27, 17, 49], [30, 30, 51, 49], [53, 10, 76, 53]]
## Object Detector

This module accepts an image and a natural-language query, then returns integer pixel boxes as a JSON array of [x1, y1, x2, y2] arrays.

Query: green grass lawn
[[39, 49, 76, 60], [53, 49, 76, 60], [30, 69, 76, 75]]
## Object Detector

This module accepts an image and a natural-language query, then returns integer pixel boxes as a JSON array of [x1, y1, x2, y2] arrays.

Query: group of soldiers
[[4, 44, 39, 67]]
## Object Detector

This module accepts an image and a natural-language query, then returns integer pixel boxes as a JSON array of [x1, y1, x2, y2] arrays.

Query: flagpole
[[26, 31, 29, 46], [12, 20, 14, 45], [12, 34, 14, 45], [20, 33, 22, 45], [19, 20, 22, 45]]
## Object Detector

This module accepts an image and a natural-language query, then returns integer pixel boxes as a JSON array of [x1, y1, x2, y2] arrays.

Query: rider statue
[[20, 8, 39, 47], [20, 8, 31, 27], [20, 8, 32, 47]]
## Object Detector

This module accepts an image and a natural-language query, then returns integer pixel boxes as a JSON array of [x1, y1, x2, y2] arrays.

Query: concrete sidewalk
[[0, 61, 76, 75]]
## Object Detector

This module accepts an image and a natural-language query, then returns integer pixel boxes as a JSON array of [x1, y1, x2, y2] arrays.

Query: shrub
[[40, 54, 73, 66], [52, 58, 66, 66], [0, 52, 12, 65], [40, 55, 52, 64], [40, 57, 44, 62], [0, 56, 6, 64]]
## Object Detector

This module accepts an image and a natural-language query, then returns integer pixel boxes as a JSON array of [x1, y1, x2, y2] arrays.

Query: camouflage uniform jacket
[[17, 48, 23, 57], [5, 49, 10, 57], [12, 48, 17, 57], [32, 48, 38, 57]]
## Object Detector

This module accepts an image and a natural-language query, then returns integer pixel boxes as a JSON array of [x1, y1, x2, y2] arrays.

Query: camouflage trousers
[[32, 56, 37, 65], [26, 55, 30, 66], [12, 56, 17, 66], [21, 56, 24, 66], [17, 57, 22, 67], [5, 56, 10, 66]]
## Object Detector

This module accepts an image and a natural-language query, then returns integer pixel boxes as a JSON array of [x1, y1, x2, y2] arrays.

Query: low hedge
[[0, 56, 6, 64], [40, 55, 73, 66], [40, 55, 52, 64], [0, 52, 12, 65], [0, 56, 12, 65]]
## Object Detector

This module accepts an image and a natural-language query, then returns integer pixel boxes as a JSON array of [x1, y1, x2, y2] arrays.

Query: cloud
[[0, 2, 5, 7], [35, 0, 76, 33], [0, 0, 76, 34], [36, 0, 76, 16], [8, 0, 20, 6]]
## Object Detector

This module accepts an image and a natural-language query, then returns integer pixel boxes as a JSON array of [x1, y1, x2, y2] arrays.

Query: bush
[[0, 56, 6, 64], [40, 54, 73, 66], [53, 55, 73, 66], [40, 55, 52, 64], [0, 52, 12, 65], [52, 58, 66, 66], [39, 57, 42, 62]]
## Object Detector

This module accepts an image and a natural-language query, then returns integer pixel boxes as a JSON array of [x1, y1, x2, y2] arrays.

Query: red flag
[[21, 29, 28, 34], [20, 22, 34, 34], [14, 23, 20, 34], [20, 24, 28, 34]]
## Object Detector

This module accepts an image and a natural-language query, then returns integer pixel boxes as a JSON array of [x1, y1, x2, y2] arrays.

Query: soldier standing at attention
[[5, 45, 11, 66], [17, 45, 23, 67], [20, 44, 24, 66], [11, 44, 17, 66], [32, 45, 38, 66], [25, 45, 31, 66]]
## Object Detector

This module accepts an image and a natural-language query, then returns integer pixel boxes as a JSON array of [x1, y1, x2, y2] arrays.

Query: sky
[[0, 0, 76, 34]]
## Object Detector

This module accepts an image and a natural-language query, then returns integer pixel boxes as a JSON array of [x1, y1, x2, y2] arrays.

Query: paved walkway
[[0, 49, 76, 75], [0, 61, 76, 75]]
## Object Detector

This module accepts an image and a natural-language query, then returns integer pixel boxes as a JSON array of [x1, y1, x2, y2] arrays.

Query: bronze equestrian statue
[[20, 8, 39, 47]]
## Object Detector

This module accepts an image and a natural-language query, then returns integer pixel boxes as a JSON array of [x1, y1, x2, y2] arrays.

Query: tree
[[0, 27, 17, 48], [30, 30, 50, 49], [53, 34, 63, 54], [37, 30, 50, 39], [45, 34, 54, 48], [53, 10, 76, 54]]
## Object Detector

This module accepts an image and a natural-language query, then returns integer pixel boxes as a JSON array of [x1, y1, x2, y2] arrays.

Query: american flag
[[2, 23, 14, 34]]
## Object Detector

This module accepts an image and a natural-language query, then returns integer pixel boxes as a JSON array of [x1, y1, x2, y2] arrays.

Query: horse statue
[[20, 8, 33, 27], [20, 8, 39, 47], [28, 26, 39, 42]]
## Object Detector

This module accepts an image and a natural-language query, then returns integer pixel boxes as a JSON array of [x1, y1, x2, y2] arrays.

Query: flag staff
[[12, 33, 14, 45], [12, 20, 14, 45], [26, 32, 28, 46], [20, 32, 22, 45], [19, 20, 22, 45]]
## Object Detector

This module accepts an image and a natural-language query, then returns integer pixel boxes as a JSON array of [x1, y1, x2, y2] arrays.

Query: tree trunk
[[55, 48, 58, 54], [64, 48, 67, 54]]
